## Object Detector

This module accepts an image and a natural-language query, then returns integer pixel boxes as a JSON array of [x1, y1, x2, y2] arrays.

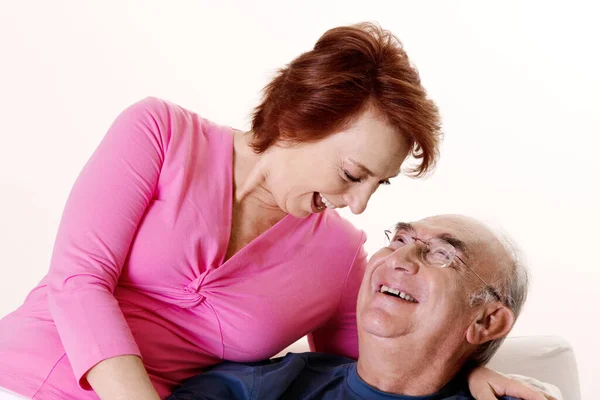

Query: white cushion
[[274, 335, 580, 400], [487, 336, 579, 400]]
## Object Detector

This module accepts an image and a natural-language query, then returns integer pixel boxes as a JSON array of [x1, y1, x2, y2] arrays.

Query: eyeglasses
[[384, 229, 502, 302]]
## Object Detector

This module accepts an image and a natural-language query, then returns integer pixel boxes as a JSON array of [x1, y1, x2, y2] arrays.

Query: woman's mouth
[[312, 192, 337, 213]]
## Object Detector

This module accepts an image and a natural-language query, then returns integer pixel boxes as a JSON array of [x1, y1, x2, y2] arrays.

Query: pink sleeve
[[307, 238, 367, 360], [47, 97, 173, 389]]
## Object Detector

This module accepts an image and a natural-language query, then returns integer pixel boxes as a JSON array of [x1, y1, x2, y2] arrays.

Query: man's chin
[[359, 309, 412, 339]]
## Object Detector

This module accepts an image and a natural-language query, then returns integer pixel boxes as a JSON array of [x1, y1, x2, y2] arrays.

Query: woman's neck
[[232, 130, 279, 207]]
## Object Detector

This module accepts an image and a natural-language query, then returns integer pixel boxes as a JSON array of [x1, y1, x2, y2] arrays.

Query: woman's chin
[[290, 209, 313, 218], [286, 204, 317, 218]]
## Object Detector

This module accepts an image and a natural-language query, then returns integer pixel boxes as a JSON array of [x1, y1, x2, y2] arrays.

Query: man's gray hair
[[466, 233, 530, 367]]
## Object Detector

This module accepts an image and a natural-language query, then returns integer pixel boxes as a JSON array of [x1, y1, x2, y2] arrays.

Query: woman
[[0, 23, 550, 400]]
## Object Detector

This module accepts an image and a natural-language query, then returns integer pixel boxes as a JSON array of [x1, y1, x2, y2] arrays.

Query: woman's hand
[[468, 367, 559, 400]]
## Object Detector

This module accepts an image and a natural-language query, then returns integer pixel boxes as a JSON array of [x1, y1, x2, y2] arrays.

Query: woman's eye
[[344, 171, 361, 183], [379, 179, 391, 186]]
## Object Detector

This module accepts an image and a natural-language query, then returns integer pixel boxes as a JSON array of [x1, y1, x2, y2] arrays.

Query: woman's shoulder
[[309, 211, 366, 266], [121, 97, 228, 131], [117, 97, 232, 148], [119, 96, 179, 120], [320, 210, 365, 242]]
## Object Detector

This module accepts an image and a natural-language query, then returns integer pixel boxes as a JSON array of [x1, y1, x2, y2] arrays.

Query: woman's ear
[[466, 304, 515, 345]]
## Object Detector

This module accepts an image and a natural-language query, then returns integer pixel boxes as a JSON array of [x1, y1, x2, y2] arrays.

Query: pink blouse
[[0, 97, 367, 399]]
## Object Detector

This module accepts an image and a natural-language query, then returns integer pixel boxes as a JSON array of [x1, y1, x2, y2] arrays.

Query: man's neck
[[356, 334, 469, 396]]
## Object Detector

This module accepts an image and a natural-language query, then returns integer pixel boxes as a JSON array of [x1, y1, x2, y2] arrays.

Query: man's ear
[[466, 304, 515, 345]]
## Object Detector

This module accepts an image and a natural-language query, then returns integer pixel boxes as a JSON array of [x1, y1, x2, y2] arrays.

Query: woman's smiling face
[[268, 108, 411, 218]]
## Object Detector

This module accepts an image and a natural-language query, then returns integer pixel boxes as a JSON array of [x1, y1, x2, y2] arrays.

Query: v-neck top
[[0, 97, 367, 399]]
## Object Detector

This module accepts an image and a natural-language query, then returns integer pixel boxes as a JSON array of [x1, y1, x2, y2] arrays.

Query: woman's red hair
[[251, 22, 442, 177]]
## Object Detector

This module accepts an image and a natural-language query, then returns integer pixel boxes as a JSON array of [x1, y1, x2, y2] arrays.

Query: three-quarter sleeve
[[47, 97, 174, 388]]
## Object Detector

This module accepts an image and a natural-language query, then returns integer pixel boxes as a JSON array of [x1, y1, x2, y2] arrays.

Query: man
[[168, 215, 538, 400]]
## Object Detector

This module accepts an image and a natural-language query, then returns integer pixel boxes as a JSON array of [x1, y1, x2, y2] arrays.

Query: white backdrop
[[0, 1, 598, 398]]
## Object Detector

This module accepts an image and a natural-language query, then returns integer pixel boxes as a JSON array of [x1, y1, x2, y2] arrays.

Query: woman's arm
[[87, 356, 160, 400], [308, 240, 367, 359], [468, 367, 560, 400], [47, 97, 175, 396]]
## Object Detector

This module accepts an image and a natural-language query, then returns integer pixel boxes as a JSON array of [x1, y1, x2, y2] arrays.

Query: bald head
[[416, 215, 514, 288]]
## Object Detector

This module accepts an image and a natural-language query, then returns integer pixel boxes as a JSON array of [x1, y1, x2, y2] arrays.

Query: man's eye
[[344, 171, 361, 183], [393, 236, 408, 245], [429, 248, 453, 264]]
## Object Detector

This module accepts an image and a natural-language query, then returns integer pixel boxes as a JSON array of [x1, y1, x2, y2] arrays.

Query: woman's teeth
[[319, 193, 337, 209]]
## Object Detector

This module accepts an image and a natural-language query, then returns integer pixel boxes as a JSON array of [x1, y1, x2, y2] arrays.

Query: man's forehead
[[399, 215, 479, 242], [410, 215, 508, 269]]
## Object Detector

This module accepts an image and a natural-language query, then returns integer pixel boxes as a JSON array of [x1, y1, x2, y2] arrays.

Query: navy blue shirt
[[168, 352, 520, 400]]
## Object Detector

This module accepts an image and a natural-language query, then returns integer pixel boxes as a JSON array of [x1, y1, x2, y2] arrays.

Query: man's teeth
[[380, 285, 418, 303], [319, 193, 337, 209]]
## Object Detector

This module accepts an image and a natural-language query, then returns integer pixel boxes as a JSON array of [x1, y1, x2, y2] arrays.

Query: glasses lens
[[426, 239, 455, 267]]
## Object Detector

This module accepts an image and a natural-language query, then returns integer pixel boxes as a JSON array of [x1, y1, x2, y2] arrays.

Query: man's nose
[[384, 246, 420, 275]]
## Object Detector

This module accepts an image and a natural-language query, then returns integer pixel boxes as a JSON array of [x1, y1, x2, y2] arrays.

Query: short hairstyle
[[467, 234, 530, 367], [251, 22, 442, 177]]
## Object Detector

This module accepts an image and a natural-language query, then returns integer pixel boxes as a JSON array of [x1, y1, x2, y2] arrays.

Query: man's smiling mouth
[[379, 285, 419, 303]]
